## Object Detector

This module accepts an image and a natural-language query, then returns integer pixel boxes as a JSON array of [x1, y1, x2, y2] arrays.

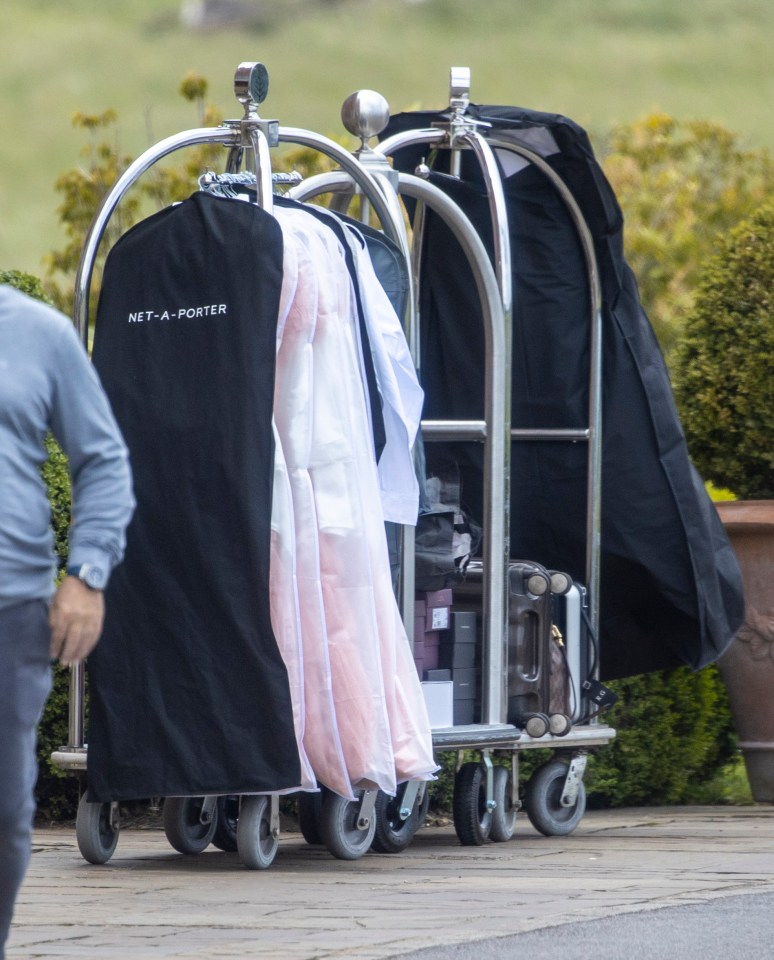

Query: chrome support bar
[[68, 660, 86, 748], [421, 419, 488, 440], [269, 794, 280, 838], [279, 128, 401, 248], [511, 428, 591, 441], [487, 137, 603, 642], [396, 173, 507, 725]]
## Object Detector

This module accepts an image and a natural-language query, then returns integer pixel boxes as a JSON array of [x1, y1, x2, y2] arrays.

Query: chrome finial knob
[[340, 90, 390, 148], [234, 62, 269, 111]]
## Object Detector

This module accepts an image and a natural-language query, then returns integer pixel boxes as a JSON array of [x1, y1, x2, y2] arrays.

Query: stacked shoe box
[[420, 608, 479, 726], [440, 611, 478, 725], [417, 589, 455, 727], [413, 588, 453, 675]]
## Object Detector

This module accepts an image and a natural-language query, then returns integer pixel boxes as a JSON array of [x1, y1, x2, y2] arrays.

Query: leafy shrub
[[584, 665, 737, 806], [674, 204, 774, 500], [0, 269, 54, 305], [602, 113, 774, 362]]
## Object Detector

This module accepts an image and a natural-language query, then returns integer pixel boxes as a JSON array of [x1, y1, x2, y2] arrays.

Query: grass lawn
[[3, 0, 774, 277]]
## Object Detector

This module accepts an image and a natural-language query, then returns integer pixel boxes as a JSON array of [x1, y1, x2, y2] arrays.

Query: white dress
[[272, 219, 353, 799], [272, 205, 437, 798], [293, 209, 436, 787]]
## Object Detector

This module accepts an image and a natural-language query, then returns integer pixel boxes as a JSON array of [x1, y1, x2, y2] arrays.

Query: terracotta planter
[[715, 500, 774, 802]]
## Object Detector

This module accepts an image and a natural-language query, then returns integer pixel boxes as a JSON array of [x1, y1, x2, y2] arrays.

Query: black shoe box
[[438, 611, 478, 669]]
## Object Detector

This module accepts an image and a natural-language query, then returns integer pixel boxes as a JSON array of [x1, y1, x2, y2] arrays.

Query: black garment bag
[[384, 107, 744, 680], [87, 191, 301, 800]]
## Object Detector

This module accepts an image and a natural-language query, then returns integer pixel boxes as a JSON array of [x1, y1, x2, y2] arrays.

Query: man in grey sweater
[[0, 284, 135, 958]]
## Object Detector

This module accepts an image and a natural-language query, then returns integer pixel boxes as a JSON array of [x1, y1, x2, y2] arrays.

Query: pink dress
[[280, 208, 396, 795], [272, 220, 352, 800], [272, 205, 436, 799], [310, 218, 436, 785]]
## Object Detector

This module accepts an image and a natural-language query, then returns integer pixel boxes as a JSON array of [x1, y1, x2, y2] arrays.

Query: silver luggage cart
[[52, 62, 422, 870], [52, 61, 615, 866]]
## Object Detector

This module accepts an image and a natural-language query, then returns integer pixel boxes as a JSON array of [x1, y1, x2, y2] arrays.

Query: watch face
[[82, 564, 106, 590]]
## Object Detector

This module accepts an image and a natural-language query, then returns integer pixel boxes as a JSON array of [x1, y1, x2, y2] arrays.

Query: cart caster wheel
[[237, 796, 279, 870], [453, 761, 492, 846], [548, 713, 572, 737], [525, 759, 587, 836], [76, 793, 119, 864], [297, 790, 325, 845], [371, 783, 429, 854], [211, 795, 239, 852], [319, 789, 376, 860], [162, 796, 217, 854], [489, 766, 517, 843]]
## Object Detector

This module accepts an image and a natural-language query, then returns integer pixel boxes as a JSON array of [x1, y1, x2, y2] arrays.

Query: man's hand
[[49, 576, 105, 666]]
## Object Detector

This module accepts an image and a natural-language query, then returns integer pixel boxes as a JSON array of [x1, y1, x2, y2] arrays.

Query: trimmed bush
[[674, 204, 774, 499], [584, 665, 737, 807]]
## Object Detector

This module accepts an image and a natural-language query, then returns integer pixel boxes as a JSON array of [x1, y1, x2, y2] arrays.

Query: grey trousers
[[0, 600, 52, 960]]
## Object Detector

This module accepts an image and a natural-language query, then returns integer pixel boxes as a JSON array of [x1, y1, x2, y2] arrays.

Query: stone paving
[[8, 806, 774, 959]]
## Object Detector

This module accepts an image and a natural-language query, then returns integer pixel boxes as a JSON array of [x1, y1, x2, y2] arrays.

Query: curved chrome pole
[[245, 125, 274, 214], [381, 123, 604, 645], [397, 173, 508, 726], [487, 137, 603, 642], [458, 132, 512, 318], [73, 126, 242, 343], [289, 166, 509, 722], [278, 128, 402, 248], [378, 127, 446, 159], [68, 120, 280, 752]]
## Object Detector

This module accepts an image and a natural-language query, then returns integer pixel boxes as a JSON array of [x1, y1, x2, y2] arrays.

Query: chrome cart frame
[[53, 62, 614, 860], [54, 63, 424, 869]]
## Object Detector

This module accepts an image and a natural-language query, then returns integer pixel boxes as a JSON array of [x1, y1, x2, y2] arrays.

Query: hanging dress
[[283, 207, 435, 788], [272, 219, 352, 799], [275, 207, 396, 794]]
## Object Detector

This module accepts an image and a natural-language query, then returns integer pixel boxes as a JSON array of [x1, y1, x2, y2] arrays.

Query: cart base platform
[[431, 723, 616, 751]]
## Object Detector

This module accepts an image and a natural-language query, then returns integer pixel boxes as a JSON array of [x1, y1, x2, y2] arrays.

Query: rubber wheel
[[489, 766, 517, 842], [211, 795, 239, 852], [371, 783, 429, 854], [319, 790, 376, 860], [236, 796, 279, 870], [297, 790, 325, 845], [75, 793, 119, 865], [453, 762, 492, 846], [525, 759, 587, 837], [162, 796, 217, 854]]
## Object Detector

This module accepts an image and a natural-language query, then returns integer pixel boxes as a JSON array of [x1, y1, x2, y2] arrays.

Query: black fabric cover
[[87, 191, 301, 801], [384, 107, 744, 679]]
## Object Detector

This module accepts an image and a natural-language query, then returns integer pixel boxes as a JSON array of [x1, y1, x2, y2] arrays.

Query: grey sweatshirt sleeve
[[48, 320, 135, 581]]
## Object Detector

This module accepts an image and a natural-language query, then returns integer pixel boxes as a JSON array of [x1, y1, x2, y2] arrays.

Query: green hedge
[[674, 203, 774, 500], [584, 665, 738, 807]]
